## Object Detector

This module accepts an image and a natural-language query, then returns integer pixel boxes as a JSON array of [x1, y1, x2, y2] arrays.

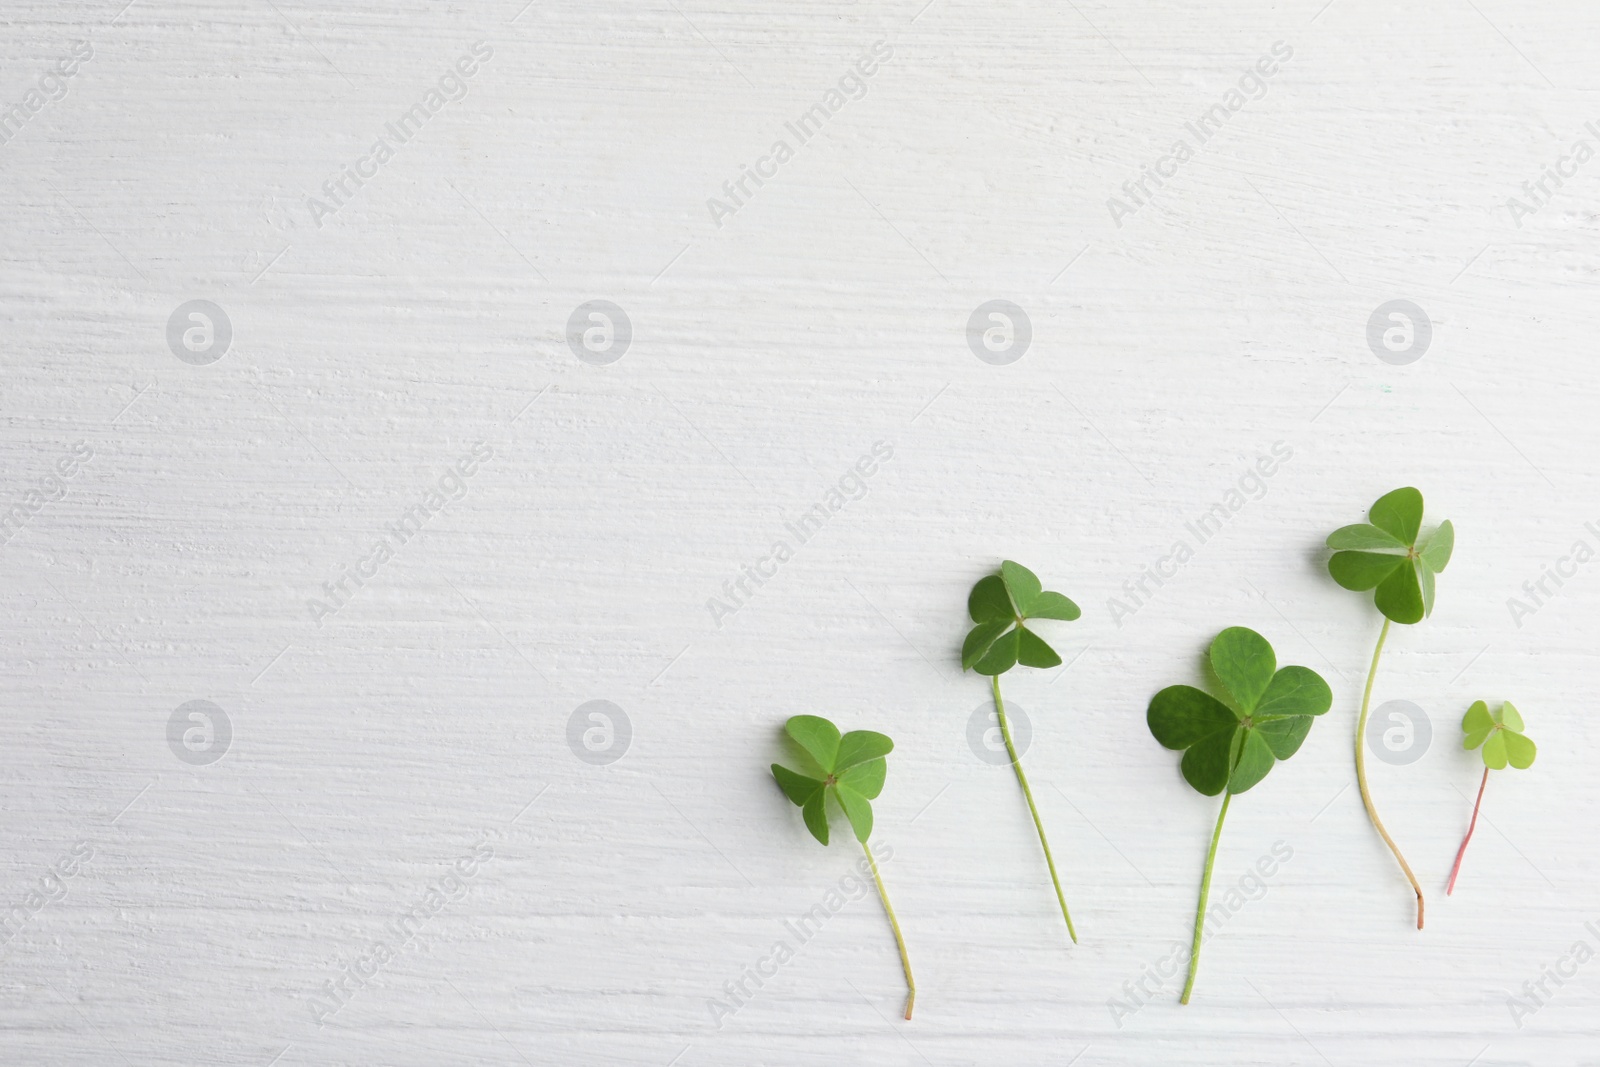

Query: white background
[[1, 1, 1596, 1064]]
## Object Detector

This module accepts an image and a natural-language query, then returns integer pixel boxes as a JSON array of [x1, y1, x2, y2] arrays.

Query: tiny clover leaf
[[1148, 627, 1332, 797], [962, 561, 1081, 675], [770, 714, 893, 845], [1449, 701, 1536, 896], [1462, 700, 1537, 770], [1326, 487, 1454, 625]]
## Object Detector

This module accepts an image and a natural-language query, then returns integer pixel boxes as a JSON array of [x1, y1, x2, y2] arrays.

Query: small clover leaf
[[1146, 626, 1331, 1004], [961, 561, 1081, 676], [1148, 626, 1332, 797], [771, 715, 893, 845], [1449, 701, 1536, 896], [1326, 487, 1454, 625], [769, 714, 916, 1019], [1461, 700, 1536, 771]]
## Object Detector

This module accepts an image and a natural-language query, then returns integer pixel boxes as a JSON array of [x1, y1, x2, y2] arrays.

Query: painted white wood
[[1, 1, 1596, 1063]]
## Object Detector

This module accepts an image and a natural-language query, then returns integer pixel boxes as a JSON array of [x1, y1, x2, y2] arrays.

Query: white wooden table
[[1, 2, 1595, 1063]]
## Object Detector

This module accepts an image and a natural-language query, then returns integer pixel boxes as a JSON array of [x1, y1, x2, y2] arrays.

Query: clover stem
[[991, 674, 1077, 943], [1355, 618, 1425, 929], [861, 837, 915, 1020], [1446, 767, 1490, 896], [1181, 790, 1231, 1005]]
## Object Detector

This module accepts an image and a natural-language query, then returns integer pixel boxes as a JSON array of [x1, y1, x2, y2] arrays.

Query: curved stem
[[862, 838, 915, 1020], [1446, 768, 1490, 896], [1355, 618, 1425, 929], [1181, 791, 1231, 1005], [992, 674, 1077, 943]]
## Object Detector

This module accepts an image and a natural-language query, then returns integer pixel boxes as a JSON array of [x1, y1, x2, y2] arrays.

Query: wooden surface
[[1, 1, 1597, 1064]]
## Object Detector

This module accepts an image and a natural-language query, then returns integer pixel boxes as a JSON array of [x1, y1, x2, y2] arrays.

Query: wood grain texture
[[1, 1, 1597, 1064]]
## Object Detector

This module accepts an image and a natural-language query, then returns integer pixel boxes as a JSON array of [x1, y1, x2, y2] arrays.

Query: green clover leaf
[[962, 561, 1081, 675], [1462, 700, 1537, 770], [1449, 701, 1536, 897], [771, 714, 894, 845], [1328, 487, 1453, 927], [1326, 487, 1454, 625], [769, 713, 918, 1020], [1147, 626, 1331, 1004], [1147, 627, 1332, 796]]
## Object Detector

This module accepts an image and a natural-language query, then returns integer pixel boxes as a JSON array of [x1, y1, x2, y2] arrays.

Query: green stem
[[991, 673, 1077, 943], [1181, 791, 1231, 1005], [1354, 618, 1425, 929], [862, 838, 915, 1020]]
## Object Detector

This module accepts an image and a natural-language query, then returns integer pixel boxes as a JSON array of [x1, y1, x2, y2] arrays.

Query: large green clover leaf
[[962, 561, 1081, 676], [1326, 487, 1454, 625], [771, 714, 894, 845], [1462, 700, 1536, 770], [1147, 627, 1332, 796]]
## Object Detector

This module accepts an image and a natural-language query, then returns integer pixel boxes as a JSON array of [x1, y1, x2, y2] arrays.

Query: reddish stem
[[1446, 768, 1490, 896]]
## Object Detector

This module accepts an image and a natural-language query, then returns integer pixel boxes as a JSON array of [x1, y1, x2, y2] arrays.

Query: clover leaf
[[1447, 701, 1537, 896], [1146, 626, 1330, 1005], [1148, 626, 1332, 797], [961, 561, 1083, 943], [1325, 486, 1454, 929], [771, 714, 916, 1019], [771, 714, 893, 846], [1461, 699, 1537, 770], [1326, 487, 1454, 625], [962, 560, 1081, 675]]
